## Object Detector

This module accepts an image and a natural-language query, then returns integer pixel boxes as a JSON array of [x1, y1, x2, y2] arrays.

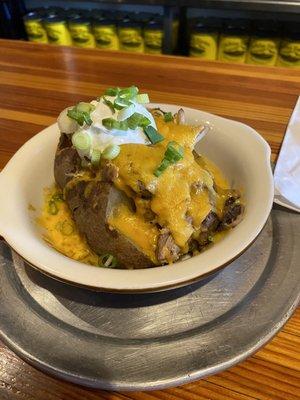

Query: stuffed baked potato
[[50, 86, 244, 269]]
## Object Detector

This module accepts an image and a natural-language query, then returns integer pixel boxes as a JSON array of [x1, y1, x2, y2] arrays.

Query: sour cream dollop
[[57, 95, 158, 161]]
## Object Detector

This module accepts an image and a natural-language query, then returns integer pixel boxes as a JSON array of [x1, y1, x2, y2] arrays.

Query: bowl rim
[[0, 104, 274, 293]]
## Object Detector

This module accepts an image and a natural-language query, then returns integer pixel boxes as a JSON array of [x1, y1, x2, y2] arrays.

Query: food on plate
[[40, 85, 244, 269]]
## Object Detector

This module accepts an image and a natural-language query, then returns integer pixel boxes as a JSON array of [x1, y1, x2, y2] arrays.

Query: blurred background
[[0, 0, 299, 67]]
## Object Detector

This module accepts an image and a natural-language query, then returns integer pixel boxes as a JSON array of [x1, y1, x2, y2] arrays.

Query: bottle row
[[23, 7, 178, 54], [189, 18, 300, 67], [23, 7, 300, 68]]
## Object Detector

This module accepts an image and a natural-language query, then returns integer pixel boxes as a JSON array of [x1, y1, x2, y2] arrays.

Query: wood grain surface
[[0, 39, 299, 400]]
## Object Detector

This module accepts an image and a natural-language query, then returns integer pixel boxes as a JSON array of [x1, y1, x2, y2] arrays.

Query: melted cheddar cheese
[[39, 187, 99, 266], [109, 203, 159, 263], [109, 116, 230, 259]]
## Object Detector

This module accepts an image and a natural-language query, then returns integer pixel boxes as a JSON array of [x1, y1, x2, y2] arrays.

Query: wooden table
[[0, 39, 299, 400]]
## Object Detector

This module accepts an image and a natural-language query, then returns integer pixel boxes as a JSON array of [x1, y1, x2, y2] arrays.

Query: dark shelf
[[48, 0, 300, 12], [181, 0, 300, 13]]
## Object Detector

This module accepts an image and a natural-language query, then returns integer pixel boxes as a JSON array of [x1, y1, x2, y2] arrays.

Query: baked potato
[[52, 87, 243, 269]]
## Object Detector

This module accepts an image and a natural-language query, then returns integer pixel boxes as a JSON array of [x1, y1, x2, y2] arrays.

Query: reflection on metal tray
[[0, 206, 299, 391]]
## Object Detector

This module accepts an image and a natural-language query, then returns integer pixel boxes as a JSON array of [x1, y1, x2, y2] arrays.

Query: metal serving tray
[[0, 205, 299, 391]]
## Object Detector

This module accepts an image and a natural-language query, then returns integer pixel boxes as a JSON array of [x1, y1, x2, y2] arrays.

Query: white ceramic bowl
[[0, 104, 274, 293]]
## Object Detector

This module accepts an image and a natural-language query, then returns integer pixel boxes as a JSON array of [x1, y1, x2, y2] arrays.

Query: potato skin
[[66, 180, 155, 269], [54, 133, 155, 269], [54, 133, 81, 188]]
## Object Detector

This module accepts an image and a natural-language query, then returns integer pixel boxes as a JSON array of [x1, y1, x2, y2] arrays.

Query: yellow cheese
[[108, 203, 159, 263], [38, 187, 99, 266], [111, 116, 229, 251], [189, 189, 212, 228]]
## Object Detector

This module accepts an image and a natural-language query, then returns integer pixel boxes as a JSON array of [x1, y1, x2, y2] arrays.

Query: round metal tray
[[0, 206, 299, 391]]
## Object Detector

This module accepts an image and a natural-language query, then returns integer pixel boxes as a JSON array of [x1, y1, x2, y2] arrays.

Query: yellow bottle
[[118, 18, 144, 53], [218, 19, 249, 63], [44, 16, 72, 46], [144, 18, 163, 54], [23, 11, 48, 44], [246, 21, 279, 66], [247, 37, 280, 66], [93, 18, 119, 51], [189, 19, 219, 60], [68, 18, 95, 48], [277, 23, 300, 67]]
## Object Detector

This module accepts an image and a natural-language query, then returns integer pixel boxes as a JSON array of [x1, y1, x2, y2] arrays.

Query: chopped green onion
[[144, 126, 164, 144], [164, 141, 184, 162], [164, 112, 173, 122], [114, 96, 131, 110], [154, 141, 184, 177], [102, 118, 128, 131], [102, 118, 118, 130], [117, 104, 135, 121], [91, 149, 101, 166], [127, 113, 151, 129], [61, 221, 74, 236], [48, 201, 58, 215], [103, 97, 115, 114], [76, 102, 95, 113], [104, 87, 120, 96], [72, 131, 91, 151], [99, 253, 118, 268], [67, 103, 95, 126], [119, 86, 139, 99], [102, 144, 120, 160], [51, 193, 63, 202], [83, 113, 93, 125], [135, 93, 149, 104], [154, 159, 171, 177]]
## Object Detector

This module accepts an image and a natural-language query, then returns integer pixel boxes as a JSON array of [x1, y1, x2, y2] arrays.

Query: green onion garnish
[[60, 220, 74, 236], [99, 253, 118, 268], [67, 102, 95, 126], [136, 93, 149, 104], [72, 131, 91, 151], [127, 113, 151, 129], [164, 141, 184, 162], [154, 159, 170, 177], [144, 126, 164, 144], [102, 118, 128, 131], [76, 102, 94, 113], [154, 141, 184, 177], [102, 144, 120, 160], [48, 201, 58, 215], [103, 97, 115, 114], [91, 149, 101, 166], [114, 96, 132, 110], [51, 193, 63, 202], [104, 87, 120, 96], [164, 112, 173, 122], [119, 86, 139, 99]]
